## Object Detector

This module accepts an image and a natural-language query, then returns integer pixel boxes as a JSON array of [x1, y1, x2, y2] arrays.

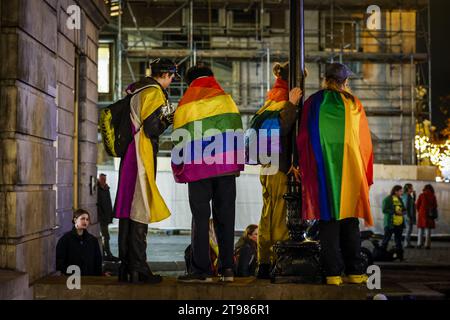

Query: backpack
[[99, 84, 159, 158]]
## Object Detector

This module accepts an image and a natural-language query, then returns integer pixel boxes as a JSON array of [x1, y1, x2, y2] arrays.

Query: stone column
[[0, 0, 58, 284], [0, 1, 108, 296]]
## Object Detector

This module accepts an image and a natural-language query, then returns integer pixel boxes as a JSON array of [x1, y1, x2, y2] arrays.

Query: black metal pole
[[272, 0, 322, 283], [289, 0, 305, 94], [284, 0, 305, 242]]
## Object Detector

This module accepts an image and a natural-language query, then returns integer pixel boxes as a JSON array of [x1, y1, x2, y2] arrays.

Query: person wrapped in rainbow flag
[[114, 58, 177, 284], [172, 64, 244, 283], [297, 63, 374, 285], [246, 62, 302, 279]]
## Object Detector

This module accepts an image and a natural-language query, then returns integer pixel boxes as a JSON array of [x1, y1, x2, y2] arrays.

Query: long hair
[[403, 183, 413, 194], [244, 224, 258, 239], [235, 224, 258, 251], [423, 184, 435, 194], [390, 185, 403, 196]]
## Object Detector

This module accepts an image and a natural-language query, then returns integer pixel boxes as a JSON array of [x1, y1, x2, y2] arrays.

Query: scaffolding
[[99, 0, 431, 165]]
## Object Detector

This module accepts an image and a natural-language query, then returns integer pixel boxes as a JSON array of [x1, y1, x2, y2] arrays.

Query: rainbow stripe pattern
[[171, 76, 244, 183], [297, 90, 374, 225], [246, 78, 289, 164]]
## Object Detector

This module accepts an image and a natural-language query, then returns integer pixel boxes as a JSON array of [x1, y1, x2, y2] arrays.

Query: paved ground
[[109, 230, 450, 266], [106, 230, 450, 299]]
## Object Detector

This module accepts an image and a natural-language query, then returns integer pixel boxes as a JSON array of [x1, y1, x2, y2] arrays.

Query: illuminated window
[[98, 44, 111, 93]]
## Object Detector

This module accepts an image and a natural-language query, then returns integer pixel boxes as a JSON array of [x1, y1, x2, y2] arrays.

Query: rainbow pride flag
[[171, 76, 244, 183], [297, 90, 374, 226], [246, 78, 289, 164]]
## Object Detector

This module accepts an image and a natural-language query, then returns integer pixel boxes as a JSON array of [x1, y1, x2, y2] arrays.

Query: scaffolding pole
[[189, 0, 194, 67], [266, 47, 270, 92], [117, 0, 122, 99], [399, 9, 404, 165], [330, 0, 334, 62], [411, 54, 416, 164], [427, 0, 432, 124]]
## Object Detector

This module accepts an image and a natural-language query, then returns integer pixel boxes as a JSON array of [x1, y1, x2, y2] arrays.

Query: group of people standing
[[56, 59, 385, 286], [382, 184, 439, 259]]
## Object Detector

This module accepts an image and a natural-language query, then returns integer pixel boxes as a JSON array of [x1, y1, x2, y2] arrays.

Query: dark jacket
[[97, 183, 113, 224], [234, 238, 257, 277], [402, 192, 416, 224], [382, 195, 406, 229], [278, 102, 297, 174], [56, 228, 103, 276]]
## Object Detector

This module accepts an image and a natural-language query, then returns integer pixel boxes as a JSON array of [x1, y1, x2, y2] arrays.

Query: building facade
[[0, 0, 108, 298]]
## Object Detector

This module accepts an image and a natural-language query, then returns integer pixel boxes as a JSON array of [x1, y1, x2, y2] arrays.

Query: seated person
[[234, 225, 258, 277], [56, 209, 103, 276]]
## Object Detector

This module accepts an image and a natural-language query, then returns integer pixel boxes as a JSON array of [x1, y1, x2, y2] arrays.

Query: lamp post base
[[271, 239, 323, 284]]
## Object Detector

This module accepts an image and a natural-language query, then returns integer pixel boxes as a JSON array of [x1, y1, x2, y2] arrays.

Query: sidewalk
[[375, 241, 450, 269], [108, 231, 450, 271]]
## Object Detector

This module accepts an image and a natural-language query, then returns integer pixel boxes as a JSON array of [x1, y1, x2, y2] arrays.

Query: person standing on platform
[[172, 64, 244, 283], [114, 58, 177, 284], [246, 62, 302, 279], [297, 63, 374, 285]]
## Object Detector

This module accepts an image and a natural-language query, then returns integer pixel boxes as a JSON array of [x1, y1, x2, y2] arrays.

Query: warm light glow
[[98, 46, 111, 93], [415, 134, 450, 179]]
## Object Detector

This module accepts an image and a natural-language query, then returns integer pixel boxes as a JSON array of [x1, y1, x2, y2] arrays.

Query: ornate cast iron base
[[271, 175, 323, 284]]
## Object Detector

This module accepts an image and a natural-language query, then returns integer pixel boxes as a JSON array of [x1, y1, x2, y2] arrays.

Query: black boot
[[129, 219, 162, 284], [118, 262, 130, 282], [130, 270, 162, 284], [104, 239, 120, 262], [118, 218, 131, 282], [256, 263, 272, 279]]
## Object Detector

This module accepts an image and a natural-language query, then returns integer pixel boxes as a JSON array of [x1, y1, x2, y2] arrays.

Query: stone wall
[[0, 0, 108, 287]]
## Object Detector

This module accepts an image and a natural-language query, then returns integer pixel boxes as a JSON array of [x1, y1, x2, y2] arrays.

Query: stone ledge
[[33, 276, 366, 300], [0, 269, 32, 300]]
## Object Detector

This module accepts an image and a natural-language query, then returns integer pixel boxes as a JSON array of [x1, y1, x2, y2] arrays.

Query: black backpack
[[99, 83, 159, 158]]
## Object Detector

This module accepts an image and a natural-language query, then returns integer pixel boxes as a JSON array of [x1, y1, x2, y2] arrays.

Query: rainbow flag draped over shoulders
[[246, 78, 289, 163], [171, 76, 244, 183], [297, 89, 374, 226], [252, 78, 289, 129]]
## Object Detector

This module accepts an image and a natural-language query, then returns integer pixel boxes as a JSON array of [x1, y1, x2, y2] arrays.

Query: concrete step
[[0, 270, 32, 300], [33, 276, 366, 300]]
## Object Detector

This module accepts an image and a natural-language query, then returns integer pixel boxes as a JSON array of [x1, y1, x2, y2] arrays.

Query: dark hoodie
[[234, 237, 258, 277], [56, 227, 102, 276]]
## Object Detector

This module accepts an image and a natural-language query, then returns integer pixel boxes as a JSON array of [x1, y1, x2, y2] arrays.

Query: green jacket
[[382, 195, 406, 228]]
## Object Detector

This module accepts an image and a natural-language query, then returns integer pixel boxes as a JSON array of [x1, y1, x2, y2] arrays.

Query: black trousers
[[188, 175, 236, 276], [100, 222, 111, 254], [318, 218, 363, 277], [382, 226, 404, 255], [118, 218, 151, 274]]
